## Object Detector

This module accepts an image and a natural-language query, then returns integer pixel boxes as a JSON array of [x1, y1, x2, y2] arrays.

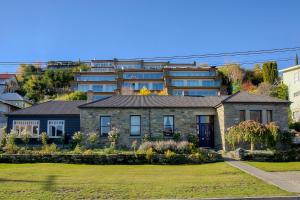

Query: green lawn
[[247, 162, 300, 172], [0, 163, 292, 199]]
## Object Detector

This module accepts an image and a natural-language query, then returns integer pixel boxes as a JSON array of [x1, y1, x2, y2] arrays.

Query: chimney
[[87, 90, 94, 102]]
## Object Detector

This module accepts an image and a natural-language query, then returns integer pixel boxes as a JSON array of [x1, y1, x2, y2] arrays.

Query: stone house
[[6, 92, 290, 150]]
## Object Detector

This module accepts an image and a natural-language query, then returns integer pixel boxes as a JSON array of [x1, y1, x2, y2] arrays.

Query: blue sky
[[0, 0, 299, 72]]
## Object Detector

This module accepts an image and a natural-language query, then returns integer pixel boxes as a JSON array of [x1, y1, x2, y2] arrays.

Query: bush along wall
[[0, 152, 223, 165], [228, 148, 300, 162]]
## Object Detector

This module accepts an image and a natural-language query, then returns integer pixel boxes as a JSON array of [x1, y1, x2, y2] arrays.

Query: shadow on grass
[[0, 175, 57, 192]]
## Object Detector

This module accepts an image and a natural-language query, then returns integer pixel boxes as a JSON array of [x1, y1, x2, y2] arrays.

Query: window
[[13, 120, 40, 137], [239, 110, 246, 122], [78, 84, 90, 92], [266, 110, 273, 123], [100, 116, 111, 136], [152, 83, 164, 90], [92, 85, 103, 92], [130, 115, 141, 136], [250, 110, 262, 123], [294, 71, 300, 83], [47, 120, 64, 138], [163, 116, 174, 136]]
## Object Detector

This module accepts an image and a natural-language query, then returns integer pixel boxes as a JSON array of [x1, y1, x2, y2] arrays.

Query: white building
[[280, 65, 300, 122]]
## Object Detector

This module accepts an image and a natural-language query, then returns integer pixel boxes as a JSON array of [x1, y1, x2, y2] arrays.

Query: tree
[[271, 83, 289, 100], [254, 82, 273, 96], [242, 81, 257, 92], [157, 88, 168, 95], [138, 86, 151, 95], [296, 54, 299, 66], [218, 64, 245, 94], [226, 120, 279, 151], [55, 91, 87, 100], [22, 75, 47, 102], [262, 62, 278, 84]]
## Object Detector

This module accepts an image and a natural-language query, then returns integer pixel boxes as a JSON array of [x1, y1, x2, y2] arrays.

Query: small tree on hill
[[262, 61, 278, 84], [138, 86, 151, 95]]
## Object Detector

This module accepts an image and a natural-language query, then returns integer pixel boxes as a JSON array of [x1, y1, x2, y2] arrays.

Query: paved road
[[226, 160, 300, 194]]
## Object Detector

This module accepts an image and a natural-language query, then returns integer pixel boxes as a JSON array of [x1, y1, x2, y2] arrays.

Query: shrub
[[154, 140, 177, 153], [40, 132, 48, 146], [172, 132, 181, 142], [108, 127, 120, 149], [138, 141, 154, 152], [131, 140, 137, 154], [86, 132, 99, 149], [146, 147, 154, 162], [72, 132, 84, 147], [279, 131, 293, 145], [83, 149, 93, 155], [188, 152, 205, 162], [4, 131, 18, 154], [290, 122, 300, 132], [73, 144, 83, 154], [48, 143, 58, 153], [20, 130, 31, 149], [139, 141, 194, 154], [176, 141, 194, 154], [0, 132, 7, 150], [164, 150, 176, 159], [187, 133, 198, 147]]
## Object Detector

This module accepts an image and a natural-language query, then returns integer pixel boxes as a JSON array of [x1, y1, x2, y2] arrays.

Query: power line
[[120, 46, 300, 61], [0, 46, 299, 65]]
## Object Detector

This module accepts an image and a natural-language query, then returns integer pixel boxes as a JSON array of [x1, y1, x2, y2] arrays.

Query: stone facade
[[80, 107, 221, 148], [217, 103, 289, 151], [80, 102, 289, 150]]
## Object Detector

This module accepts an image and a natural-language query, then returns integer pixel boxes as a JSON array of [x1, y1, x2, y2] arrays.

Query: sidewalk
[[226, 160, 300, 194]]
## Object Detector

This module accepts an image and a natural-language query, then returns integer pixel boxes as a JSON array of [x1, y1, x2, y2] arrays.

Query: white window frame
[[47, 120, 65, 138], [13, 120, 40, 138]]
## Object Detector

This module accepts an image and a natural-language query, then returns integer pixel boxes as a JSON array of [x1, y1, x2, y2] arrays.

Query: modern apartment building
[[74, 59, 221, 100], [280, 65, 300, 122]]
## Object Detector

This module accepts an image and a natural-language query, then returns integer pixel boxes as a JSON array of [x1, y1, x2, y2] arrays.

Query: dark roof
[[0, 93, 33, 104], [0, 74, 16, 79], [0, 99, 21, 109], [7, 101, 85, 115], [221, 91, 290, 104], [79, 95, 228, 108]]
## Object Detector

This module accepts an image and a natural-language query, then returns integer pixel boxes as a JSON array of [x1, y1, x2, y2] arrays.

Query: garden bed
[[0, 152, 223, 164]]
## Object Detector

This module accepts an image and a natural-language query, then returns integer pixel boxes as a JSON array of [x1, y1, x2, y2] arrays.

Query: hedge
[[0, 153, 223, 165], [227, 148, 300, 162]]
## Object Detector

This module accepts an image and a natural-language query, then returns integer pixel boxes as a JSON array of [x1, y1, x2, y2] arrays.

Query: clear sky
[[0, 0, 299, 72]]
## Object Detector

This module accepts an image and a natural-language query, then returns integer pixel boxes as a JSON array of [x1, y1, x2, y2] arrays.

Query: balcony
[[167, 71, 217, 77], [76, 75, 117, 82], [171, 80, 221, 87], [123, 73, 163, 79]]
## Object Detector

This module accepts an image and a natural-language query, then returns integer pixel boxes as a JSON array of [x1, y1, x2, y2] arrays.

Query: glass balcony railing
[[168, 71, 216, 77], [171, 80, 220, 87], [173, 90, 218, 96], [77, 84, 117, 92], [123, 73, 163, 79], [76, 75, 116, 81]]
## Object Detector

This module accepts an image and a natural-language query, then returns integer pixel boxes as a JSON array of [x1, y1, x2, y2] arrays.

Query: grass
[[0, 163, 292, 199], [247, 161, 300, 172]]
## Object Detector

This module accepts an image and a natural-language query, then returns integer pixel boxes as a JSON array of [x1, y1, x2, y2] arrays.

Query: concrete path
[[226, 160, 300, 194]]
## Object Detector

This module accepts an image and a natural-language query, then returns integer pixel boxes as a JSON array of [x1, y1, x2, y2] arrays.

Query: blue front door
[[198, 116, 214, 148]]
